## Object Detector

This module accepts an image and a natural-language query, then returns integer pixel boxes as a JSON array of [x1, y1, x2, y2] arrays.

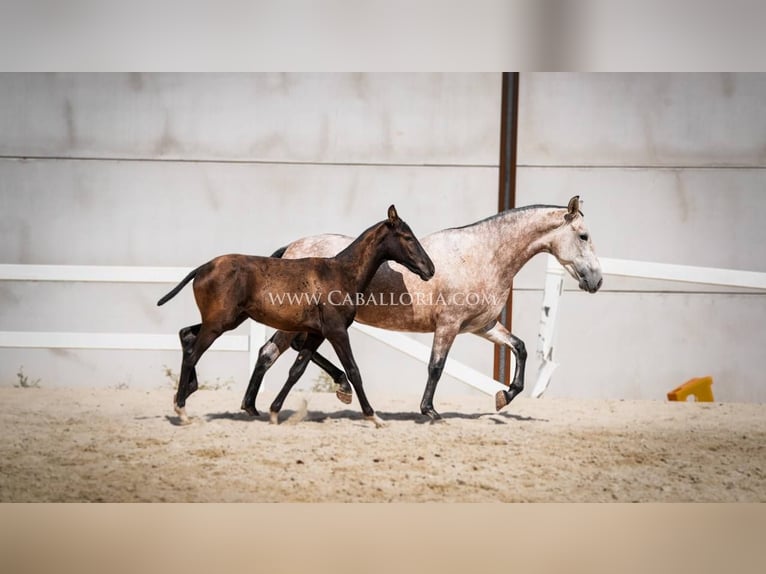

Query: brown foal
[[157, 205, 434, 427]]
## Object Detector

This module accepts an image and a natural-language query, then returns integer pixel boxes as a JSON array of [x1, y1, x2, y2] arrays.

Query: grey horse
[[241, 196, 602, 422]]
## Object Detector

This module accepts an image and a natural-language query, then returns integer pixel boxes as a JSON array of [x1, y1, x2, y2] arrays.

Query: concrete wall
[[0, 73, 501, 403], [514, 73, 766, 402]]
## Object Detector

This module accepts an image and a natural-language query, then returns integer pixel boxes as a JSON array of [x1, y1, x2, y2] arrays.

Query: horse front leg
[[326, 329, 385, 428], [420, 325, 459, 421], [477, 321, 527, 411], [241, 330, 296, 416], [290, 334, 352, 404]]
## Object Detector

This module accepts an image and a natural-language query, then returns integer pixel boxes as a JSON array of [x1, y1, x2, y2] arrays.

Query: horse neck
[[485, 207, 567, 278], [334, 222, 387, 291]]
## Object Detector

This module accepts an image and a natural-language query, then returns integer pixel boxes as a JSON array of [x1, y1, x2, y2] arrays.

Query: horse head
[[381, 205, 435, 281], [548, 196, 603, 293]]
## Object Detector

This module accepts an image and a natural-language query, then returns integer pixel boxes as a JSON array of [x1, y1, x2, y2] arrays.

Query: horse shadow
[[204, 408, 547, 425]]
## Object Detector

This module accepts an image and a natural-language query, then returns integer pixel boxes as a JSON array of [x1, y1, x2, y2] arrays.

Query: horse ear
[[387, 204, 399, 224], [565, 196, 580, 222]]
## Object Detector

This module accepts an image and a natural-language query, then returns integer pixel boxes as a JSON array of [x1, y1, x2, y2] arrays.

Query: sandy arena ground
[[0, 386, 764, 502]]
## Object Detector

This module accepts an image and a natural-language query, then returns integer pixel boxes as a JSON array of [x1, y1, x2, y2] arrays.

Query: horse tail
[[270, 245, 288, 258], [156, 265, 202, 306]]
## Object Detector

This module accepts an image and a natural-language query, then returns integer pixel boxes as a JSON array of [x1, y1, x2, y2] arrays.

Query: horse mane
[[334, 220, 387, 260], [447, 203, 571, 231]]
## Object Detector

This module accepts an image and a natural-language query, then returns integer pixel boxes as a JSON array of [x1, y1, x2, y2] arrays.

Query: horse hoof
[[365, 414, 387, 428], [174, 404, 192, 426], [336, 389, 353, 405], [269, 411, 279, 425], [495, 390, 509, 412], [241, 404, 259, 417], [422, 409, 443, 423]]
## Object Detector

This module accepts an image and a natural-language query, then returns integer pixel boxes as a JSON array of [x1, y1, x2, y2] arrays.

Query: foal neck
[[334, 222, 388, 292]]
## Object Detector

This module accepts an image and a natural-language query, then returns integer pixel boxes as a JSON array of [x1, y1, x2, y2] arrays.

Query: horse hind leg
[[178, 324, 201, 395], [311, 352, 352, 404], [174, 323, 224, 425], [173, 324, 200, 423], [241, 330, 295, 416], [290, 334, 352, 404], [269, 333, 325, 424]]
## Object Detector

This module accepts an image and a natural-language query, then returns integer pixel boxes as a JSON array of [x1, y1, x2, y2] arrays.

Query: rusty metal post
[[493, 72, 519, 384]]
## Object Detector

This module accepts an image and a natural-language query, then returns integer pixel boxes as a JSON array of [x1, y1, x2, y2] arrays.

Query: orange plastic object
[[667, 376, 714, 402]]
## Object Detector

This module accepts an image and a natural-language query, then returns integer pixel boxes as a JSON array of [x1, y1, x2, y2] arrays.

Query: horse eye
[[579, 233, 589, 241]]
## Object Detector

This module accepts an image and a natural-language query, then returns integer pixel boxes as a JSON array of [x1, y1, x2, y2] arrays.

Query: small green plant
[[162, 365, 234, 391], [162, 364, 180, 388], [113, 381, 130, 390], [199, 376, 235, 391], [311, 371, 337, 393], [15, 366, 41, 388]]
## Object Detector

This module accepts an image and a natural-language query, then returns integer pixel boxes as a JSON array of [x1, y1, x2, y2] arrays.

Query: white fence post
[[531, 255, 565, 398], [530, 255, 766, 398]]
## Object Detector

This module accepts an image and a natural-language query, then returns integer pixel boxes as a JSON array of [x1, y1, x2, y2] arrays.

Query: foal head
[[547, 196, 603, 293], [379, 205, 435, 281]]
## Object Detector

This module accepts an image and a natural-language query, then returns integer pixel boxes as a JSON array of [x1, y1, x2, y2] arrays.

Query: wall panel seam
[[0, 155, 500, 169]]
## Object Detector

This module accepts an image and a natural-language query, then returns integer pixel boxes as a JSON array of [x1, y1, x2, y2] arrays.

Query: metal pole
[[493, 72, 519, 384]]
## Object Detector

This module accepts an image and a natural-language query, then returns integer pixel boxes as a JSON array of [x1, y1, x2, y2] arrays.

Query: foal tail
[[156, 266, 202, 306], [270, 245, 288, 258]]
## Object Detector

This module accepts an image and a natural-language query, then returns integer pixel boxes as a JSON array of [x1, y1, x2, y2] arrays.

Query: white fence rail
[[0, 264, 191, 284], [5, 259, 765, 399], [531, 255, 766, 398], [0, 264, 507, 397], [0, 264, 264, 372]]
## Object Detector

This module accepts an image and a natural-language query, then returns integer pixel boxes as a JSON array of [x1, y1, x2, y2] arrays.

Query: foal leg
[[269, 333, 325, 424], [175, 322, 226, 425], [476, 320, 527, 411], [327, 329, 385, 428], [420, 325, 459, 421], [240, 330, 296, 416], [290, 334, 352, 404], [179, 324, 201, 395]]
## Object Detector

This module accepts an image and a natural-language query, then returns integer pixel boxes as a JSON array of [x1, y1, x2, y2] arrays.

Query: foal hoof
[[269, 411, 279, 425], [336, 388, 353, 405], [422, 409, 444, 423], [241, 403, 259, 417], [365, 414, 387, 428], [495, 390, 509, 412], [174, 404, 192, 426]]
